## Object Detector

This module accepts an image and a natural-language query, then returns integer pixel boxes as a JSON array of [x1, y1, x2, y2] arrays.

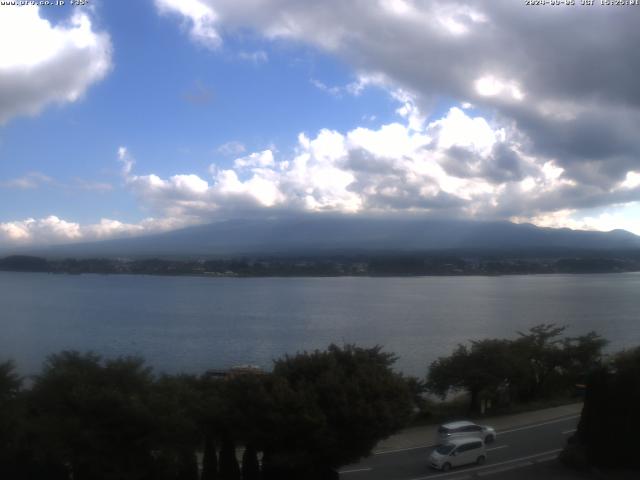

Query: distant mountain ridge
[[12, 215, 640, 258]]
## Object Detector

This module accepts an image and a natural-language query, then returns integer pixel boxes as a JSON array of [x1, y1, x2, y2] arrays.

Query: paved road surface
[[340, 413, 579, 480]]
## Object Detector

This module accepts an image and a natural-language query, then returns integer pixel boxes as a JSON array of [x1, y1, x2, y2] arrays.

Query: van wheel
[[442, 463, 451, 472], [477, 455, 486, 465], [485, 435, 495, 444]]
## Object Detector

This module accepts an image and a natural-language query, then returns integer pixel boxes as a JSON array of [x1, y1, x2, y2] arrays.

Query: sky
[[2, 0, 640, 246]]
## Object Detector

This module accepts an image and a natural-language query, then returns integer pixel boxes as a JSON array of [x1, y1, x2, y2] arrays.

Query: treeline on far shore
[[2, 251, 640, 277], [1, 325, 639, 479]]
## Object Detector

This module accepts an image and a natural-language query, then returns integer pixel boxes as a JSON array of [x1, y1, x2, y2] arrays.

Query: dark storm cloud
[[440, 144, 531, 184], [341, 148, 403, 175]]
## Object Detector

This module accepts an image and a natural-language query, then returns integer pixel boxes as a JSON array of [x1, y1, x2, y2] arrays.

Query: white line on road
[[487, 445, 508, 452], [498, 415, 579, 435], [406, 448, 563, 480], [562, 429, 577, 435], [339, 468, 373, 474]]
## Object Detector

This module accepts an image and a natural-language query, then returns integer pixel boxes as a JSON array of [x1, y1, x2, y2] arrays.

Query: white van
[[436, 420, 496, 445], [428, 437, 487, 471]]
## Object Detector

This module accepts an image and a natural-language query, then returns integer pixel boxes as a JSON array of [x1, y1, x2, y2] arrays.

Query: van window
[[457, 441, 482, 453], [438, 426, 450, 434], [435, 444, 455, 455], [462, 425, 481, 432]]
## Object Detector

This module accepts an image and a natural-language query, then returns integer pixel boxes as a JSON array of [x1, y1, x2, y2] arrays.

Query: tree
[[426, 325, 608, 411], [241, 444, 260, 480], [560, 331, 608, 386], [218, 436, 241, 480], [28, 351, 157, 480], [176, 450, 199, 480], [201, 435, 219, 480], [0, 360, 20, 400], [147, 374, 203, 480], [566, 346, 640, 469], [0, 360, 24, 478], [511, 324, 567, 401], [263, 344, 413, 478], [426, 339, 514, 413]]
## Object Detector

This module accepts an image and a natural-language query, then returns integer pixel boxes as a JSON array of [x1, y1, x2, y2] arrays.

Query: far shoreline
[[2, 252, 640, 278], [2, 269, 639, 279]]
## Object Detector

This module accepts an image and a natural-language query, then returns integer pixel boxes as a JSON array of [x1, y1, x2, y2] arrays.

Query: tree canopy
[[567, 346, 640, 469], [0, 344, 414, 480], [426, 324, 608, 412]]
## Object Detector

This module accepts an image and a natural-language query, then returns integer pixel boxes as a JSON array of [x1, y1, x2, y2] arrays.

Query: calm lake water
[[1, 271, 639, 377]]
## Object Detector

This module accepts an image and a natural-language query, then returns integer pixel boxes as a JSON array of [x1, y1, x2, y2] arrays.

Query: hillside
[[10, 215, 640, 259]]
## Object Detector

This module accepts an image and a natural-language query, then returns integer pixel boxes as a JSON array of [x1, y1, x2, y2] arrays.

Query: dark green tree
[[264, 344, 413, 478], [560, 331, 608, 386], [28, 351, 157, 480], [427, 325, 609, 412], [201, 435, 219, 480], [218, 436, 241, 480], [0, 360, 24, 478], [148, 374, 203, 480], [426, 339, 515, 413], [241, 444, 260, 480], [567, 346, 640, 469], [176, 449, 199, 480], [511, 324, 567, 401]]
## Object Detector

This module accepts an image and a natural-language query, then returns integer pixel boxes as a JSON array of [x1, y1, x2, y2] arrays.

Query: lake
[[1, 271, 639, 377]]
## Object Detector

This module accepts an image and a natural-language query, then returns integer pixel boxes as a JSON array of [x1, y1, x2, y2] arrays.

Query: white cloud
[[6, 99, 640, 246], [435, 3, 488, 36], [116, 105, 533, 221], [154, 0, 640, 197], [475, 75, 524, 101], [233, 150, 275, 169], [1, 172, 53, 189], [310, 74, 385, 98], [514, 205, 640, 236], [0, 5, 112, 124], [620, 171, 640, 190], [1, 173, 113, 193], [0, 216, 81, 243], [0, 215, 197, 246], [118, 146, 134, 176], [238, 50, 268, 64], [217, 141, 246, 156], [429, 107, 502, 156], [155, 0, 220, 49]]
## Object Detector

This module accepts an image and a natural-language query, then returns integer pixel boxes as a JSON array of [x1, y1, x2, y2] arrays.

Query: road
[[339, 414, 579, 480]]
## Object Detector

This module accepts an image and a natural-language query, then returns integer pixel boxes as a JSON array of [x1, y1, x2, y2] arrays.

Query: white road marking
[[339, 467, 373, 474], [498, 415, 579, 435], [487, 444, 508, 452], [562, 429, 577, 435], [406, 448, 563, 480]]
